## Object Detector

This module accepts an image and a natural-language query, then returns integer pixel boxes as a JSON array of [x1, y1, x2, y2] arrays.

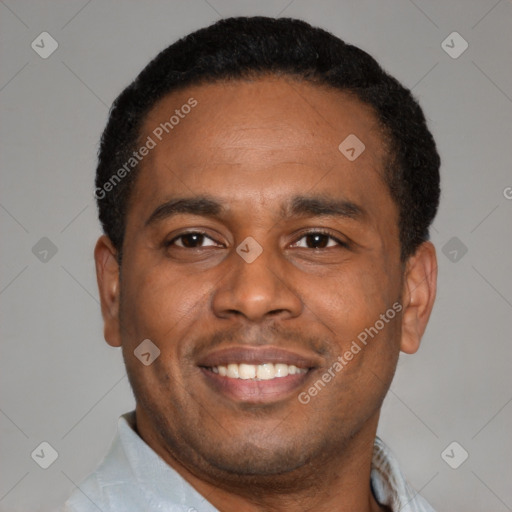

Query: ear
[[94, 235, 122, 347], [400, 241, 437, 354]]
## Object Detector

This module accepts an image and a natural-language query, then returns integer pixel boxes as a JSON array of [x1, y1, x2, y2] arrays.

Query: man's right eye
[[166, 231, 220, 249]]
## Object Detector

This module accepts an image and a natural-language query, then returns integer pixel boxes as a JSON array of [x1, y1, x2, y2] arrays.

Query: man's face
[[113, 77, 406, 479]]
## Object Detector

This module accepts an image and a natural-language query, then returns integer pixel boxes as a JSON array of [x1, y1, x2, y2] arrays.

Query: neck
[[135, 407, 388, 512]]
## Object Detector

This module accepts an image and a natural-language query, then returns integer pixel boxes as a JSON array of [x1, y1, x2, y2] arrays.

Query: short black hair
[[95, 16, 440, 263]]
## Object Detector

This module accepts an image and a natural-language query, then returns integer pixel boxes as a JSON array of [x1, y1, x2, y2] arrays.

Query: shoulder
[[61, 412, 145, 511]]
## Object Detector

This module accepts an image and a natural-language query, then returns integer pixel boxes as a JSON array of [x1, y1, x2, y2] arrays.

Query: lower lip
[[199, 367, 312, 403]]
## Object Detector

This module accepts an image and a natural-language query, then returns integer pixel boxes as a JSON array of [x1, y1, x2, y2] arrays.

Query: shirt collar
[[371, 436, 435, 511]]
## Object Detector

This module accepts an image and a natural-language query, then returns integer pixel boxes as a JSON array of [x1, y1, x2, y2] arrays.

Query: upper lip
[[197, 346, 323, 369]]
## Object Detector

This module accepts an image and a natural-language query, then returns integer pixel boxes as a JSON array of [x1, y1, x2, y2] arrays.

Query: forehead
[[131, 76, 394, 225]]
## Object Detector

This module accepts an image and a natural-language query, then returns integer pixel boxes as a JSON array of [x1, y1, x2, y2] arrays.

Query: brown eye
[[292, 231, 347, 249], [167, 232, 219, 249]]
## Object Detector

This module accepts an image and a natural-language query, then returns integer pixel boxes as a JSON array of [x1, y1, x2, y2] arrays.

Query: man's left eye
[[291, 232, 346, 249]]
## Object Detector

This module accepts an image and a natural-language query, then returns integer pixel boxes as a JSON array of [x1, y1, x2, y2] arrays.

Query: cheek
[[119, 262, 208, 399], [303, 258, 403, 391], [308, 260, 397, 342], [119, 257, 211, 348]]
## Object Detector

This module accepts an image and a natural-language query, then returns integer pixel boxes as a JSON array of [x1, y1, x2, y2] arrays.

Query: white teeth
[[227, 364, 239, 378], [211, 363, 307, 380], [256, 363, 274, 380], [274, 363, 289, 377], [239, 363, 256, 379]]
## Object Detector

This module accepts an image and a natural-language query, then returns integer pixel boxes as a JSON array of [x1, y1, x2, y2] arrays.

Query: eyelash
[[165, 229, 349, 250]]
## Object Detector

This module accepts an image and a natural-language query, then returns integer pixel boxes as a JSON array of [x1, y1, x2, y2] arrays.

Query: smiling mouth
[[205, 362, 308, 380], [197, 346, 320, 403], [200, 364, 313, 404]]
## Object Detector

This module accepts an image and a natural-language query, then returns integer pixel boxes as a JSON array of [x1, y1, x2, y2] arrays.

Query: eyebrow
[[144, 194, 366, 227], [145, 197, 225, 227], [282, 195, 365, 221]]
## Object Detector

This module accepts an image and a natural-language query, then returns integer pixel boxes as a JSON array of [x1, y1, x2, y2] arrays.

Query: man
[[64, 16, 439, 512]]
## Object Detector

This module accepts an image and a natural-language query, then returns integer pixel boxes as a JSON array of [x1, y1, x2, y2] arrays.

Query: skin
[[95, 76, 437, 512]]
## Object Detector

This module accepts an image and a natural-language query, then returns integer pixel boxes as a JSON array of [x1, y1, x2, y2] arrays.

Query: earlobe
[[400, 241, 438, 354], [94, 235, 122, 347]]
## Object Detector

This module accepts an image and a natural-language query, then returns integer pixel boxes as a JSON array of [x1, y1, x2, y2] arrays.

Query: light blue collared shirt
[[62, 411, 435, 512]]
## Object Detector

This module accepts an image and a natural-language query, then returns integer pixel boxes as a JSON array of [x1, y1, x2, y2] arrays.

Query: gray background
[[1, 1, 511, 511]]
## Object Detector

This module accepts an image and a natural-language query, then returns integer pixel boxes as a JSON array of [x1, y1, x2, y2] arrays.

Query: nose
[[211, 242, 303, 323]]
